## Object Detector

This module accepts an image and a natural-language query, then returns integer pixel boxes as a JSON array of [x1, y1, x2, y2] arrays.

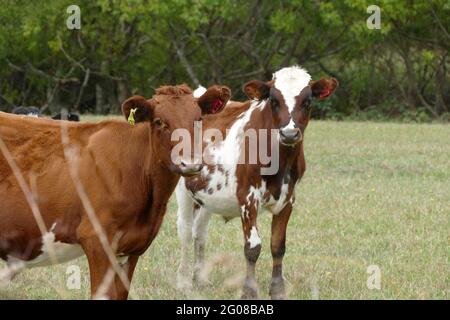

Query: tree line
[[0, 0, 448, 121]]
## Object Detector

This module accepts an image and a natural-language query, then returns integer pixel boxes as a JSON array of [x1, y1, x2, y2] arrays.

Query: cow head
[[243, 66, 338, 146], [122, 84, 231, 176]]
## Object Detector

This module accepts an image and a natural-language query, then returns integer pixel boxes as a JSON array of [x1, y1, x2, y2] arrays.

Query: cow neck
[[202, 101, 251, 135], [253, 99, 272, 130], [125, 123, 179, 222], [140, 122, 179, 189]]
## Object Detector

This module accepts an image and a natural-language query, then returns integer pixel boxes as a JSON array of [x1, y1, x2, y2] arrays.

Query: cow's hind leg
[[239, 201, 261, 299], [176, 182, 195, 290], [0, 258, 25, 287], [269, 203, 292, 300], [192, 207, 211, 287]]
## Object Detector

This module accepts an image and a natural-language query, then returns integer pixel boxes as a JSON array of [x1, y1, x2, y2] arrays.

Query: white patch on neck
[[273, 66, 311, 113], [193, 85, 207, 98], [248, 226, 261, 249], [220, 100, 263, 167]]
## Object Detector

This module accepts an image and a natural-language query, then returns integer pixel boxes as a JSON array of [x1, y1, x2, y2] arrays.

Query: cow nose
[[180, 161, 203, 176], [279, 128, 302, 145]]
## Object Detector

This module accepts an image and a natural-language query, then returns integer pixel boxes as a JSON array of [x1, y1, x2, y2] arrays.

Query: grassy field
[[0, 118, 449, 300]]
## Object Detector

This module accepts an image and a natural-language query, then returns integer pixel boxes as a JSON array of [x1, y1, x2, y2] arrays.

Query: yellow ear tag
[[128, 108, 137, 125]]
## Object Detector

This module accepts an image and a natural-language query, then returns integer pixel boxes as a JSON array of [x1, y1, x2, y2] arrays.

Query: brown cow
[[0, 84, 231, 299], [176, 66, 338, 299]]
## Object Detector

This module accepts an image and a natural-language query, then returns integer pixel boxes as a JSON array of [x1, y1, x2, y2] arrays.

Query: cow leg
[[240, 203, 261, 299], [269, 203, 292, 300], [192, 207, 211, 287], [176, 183, 195, 290], [80, 236, 121, 300], [0, 258, 25, 286], [114, 255, 139, 300]]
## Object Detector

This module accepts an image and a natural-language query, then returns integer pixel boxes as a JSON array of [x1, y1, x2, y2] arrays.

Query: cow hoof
[[270, 292, 287, 300], [241, 286, 259, 300], [269, 281, 286, 300]]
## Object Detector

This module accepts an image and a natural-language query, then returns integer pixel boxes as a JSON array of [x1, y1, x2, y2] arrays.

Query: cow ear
[[310, 78, 338, 100], [243, 80, 271, 100], [197, 85, 231, 115], [121, 95, 154, 125]]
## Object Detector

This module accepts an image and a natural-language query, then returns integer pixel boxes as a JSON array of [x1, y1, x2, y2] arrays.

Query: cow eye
[[153, 118, 162, 126]]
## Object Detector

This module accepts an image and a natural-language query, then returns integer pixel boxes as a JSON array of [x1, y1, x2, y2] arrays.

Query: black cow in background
[[51, 112, 80, 122], [11, 107, 80, 122], [12, 106, 41, 117]]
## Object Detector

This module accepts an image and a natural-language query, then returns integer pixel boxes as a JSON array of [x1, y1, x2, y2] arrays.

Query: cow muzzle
[[279, 127, 302, 146], [178, 160, 203, 176]]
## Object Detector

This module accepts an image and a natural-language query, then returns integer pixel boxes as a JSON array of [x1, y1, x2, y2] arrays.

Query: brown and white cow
[[176, 66, 338, 299], [0, 84, 230, 299]]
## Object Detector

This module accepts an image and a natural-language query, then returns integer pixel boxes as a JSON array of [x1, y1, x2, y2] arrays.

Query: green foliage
[[0, 0, 448, 119]]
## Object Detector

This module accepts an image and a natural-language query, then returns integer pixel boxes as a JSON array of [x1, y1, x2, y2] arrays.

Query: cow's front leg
[[80, 235, 118, 299], [78, 223, 129, 300], [114, 255, 139, 300], [240, 201, 261, 299], [269, 202, 292, 300]]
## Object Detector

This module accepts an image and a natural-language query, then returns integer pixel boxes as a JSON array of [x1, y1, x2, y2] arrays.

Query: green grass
[[1, 119, 449, 300]]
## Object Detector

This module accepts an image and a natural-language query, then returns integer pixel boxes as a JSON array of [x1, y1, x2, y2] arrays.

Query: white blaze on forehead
[[193, 85, 207, 98], [273, 66, 311, 113]]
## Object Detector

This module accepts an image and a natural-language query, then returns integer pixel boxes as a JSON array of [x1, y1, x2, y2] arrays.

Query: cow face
[[243, 66, 338, 146], [122, 85, 230, 176]]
